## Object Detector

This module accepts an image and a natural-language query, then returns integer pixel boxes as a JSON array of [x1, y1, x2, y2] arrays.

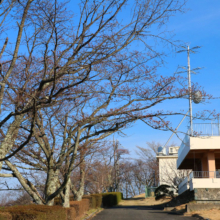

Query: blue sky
[[114, 0, 220, 156]]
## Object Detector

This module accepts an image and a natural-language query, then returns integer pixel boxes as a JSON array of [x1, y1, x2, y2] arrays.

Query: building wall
[[158, 157, 190, 187], [190, 136, 220, 150], [190, 178, 220, 190]]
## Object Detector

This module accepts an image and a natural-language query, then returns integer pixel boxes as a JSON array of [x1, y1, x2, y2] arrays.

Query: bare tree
[[0, 0, 211, 207]]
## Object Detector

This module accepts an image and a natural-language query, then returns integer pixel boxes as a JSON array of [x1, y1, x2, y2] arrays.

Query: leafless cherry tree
[[0, 0, 211, 207]]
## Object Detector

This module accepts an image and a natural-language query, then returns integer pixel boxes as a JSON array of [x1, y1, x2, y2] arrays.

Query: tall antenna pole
[[187, 45, 193, 135]]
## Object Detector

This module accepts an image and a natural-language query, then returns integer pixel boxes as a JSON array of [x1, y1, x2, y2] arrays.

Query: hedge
[[0, 205, 75, 220], [69, 199, 89, 218], [0, 192, 123, 219], [82, 195, 96, 209], [102, 192, 123, 207], [90, 194, 102, 208]]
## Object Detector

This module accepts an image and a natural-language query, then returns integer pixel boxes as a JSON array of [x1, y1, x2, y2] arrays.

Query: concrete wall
[[159, 157, 177, 186], [194, 188, 220, 201], [190, 178, 220, 191], [190, 136, 220, 150]]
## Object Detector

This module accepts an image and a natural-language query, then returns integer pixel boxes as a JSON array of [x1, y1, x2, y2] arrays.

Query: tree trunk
[[62, 178, 71, 208], [72, 154, 85, 201], [5, 160, 44, 205], [45, 169, 59, 206], [73, 186, 84, 201]]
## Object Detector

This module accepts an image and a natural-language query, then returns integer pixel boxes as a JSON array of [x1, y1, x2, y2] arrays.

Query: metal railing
[[178, 122, 220, 158], [189, 171, 220, 179], [193, 123, 220, 136]]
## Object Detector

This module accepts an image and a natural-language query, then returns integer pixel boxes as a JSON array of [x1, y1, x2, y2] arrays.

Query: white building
[[177, 123, 220, 196], [156, 146, 190, 188]]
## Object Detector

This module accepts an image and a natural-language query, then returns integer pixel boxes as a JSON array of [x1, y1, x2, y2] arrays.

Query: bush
[[90, 194, 102, 208], [82, 195, 96, 209], [101, 192, 123, 207], [0, 193, 124, 220], [69, 199, 89, 218], [0, 212, 12, 220], [0, 204, 75, 220], [155, 184, 174, 200]]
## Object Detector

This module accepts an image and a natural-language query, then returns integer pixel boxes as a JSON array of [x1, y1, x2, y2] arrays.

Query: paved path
[[92, 205, 196, 220]]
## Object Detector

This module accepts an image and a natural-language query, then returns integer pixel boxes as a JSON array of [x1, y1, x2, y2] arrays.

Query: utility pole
[[114, 140, 119, 192], [187, 45, 193, 135], [113, 137, 120, 192]]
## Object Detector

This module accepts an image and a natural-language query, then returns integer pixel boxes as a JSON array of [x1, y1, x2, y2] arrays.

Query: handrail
[[192, 123, 220, 136], [178, 122, 220, 158], [189, 171, 220, 179]]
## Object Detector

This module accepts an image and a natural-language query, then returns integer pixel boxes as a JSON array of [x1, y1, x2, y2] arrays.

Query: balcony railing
[[178, 123, 220, 158], [189, 171, 220, 179], [193, 123, 220, 136]]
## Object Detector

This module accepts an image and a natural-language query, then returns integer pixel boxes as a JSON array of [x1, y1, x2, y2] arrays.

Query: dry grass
[[118, 195, 171, 207]]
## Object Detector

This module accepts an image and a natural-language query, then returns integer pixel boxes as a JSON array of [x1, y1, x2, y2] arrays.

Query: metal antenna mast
[[177, 45, 201, 135], [158, 45, 202, 155]]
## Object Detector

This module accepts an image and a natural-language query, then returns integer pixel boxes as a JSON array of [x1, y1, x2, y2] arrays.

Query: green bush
[[101, 192, 123, 207], [90, 194, 102, 208]]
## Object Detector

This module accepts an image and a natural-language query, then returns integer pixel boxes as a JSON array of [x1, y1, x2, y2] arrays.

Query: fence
[[193, 123, 220, 136], [145, 186, 157, 198], [189, 171, 220, 179]]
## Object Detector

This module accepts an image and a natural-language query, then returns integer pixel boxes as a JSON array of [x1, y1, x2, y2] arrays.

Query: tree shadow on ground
[[108, 198, 189, 217]]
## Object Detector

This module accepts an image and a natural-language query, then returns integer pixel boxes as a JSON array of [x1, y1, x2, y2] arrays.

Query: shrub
[[90, 194, 102, 208], [69, 199, 89, 218], [82, 196, 96, 209], [0, 212, 12, 220], [0, 204, 74, 220], [101, 192, 123, 207], [155, 184, 174, 200]]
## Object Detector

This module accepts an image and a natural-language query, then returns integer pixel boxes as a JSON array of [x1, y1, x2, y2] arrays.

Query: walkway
[[92, 197, 196, 220]]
